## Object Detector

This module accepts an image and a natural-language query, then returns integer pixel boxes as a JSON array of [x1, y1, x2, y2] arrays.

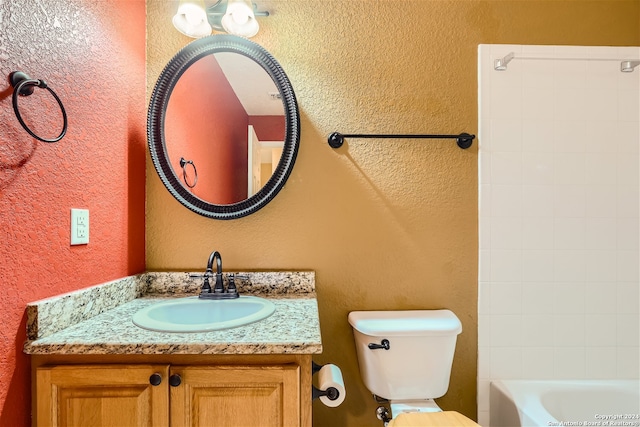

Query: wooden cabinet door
[[36, 364, 169, 427], [170, 365, 301, 427]]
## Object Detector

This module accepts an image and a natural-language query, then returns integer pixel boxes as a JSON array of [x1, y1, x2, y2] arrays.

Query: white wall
[[478, 44, 640, 426]]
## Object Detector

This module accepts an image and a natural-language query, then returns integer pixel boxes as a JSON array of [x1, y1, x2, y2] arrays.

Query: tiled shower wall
[[478, 44, 640, 425]]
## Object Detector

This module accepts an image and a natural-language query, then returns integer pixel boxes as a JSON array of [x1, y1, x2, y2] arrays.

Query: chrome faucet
[[192, 251, 240, 299]]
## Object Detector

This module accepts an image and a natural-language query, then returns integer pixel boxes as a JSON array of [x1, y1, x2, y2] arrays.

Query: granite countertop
[[24, 272, 322, 356]]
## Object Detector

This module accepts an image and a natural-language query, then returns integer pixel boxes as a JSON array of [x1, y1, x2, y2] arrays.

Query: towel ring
[[180, 157, 198, 188], [10, 71, 68, 143]]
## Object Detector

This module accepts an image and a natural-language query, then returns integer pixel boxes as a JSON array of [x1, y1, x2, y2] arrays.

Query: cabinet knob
[[169, 374, 182, 387], [149, 373, 162, 386]]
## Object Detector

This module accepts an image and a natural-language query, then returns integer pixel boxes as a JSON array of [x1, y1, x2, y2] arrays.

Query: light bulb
[[173, 0, 212, 38], [221, 0, 258, 37], [184, 7, 204, 27]]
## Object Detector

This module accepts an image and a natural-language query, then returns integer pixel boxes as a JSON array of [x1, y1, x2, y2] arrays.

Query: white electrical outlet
[[71, 208, 89, 245]]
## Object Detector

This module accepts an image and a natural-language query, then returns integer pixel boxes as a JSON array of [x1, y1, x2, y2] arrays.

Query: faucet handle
[[190, 271, 213, 293], [227, 274, 238, 294]]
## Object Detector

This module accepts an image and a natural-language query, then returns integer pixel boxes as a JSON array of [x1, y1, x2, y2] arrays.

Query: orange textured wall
[[0, 1, 146, 424], [147, 1, 638, 425]]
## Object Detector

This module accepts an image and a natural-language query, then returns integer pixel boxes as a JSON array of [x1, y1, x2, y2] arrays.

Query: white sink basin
[[132, 296, 276, 333]]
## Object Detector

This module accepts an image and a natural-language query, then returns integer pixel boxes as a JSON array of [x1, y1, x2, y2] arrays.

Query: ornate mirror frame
[[148, 35, 300, 220]]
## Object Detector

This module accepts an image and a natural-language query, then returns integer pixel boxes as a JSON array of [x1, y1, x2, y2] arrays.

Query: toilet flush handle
[[368, 339, 390, 350]]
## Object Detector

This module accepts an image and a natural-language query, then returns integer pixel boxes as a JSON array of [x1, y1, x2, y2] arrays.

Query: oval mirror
[[148, 35, 300, 219]]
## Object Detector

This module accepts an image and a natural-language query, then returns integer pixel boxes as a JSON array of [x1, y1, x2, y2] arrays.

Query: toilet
[[348, 309, 463, 423]]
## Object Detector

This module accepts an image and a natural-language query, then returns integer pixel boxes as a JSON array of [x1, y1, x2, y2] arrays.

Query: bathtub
[[490, 380, 640, 427]]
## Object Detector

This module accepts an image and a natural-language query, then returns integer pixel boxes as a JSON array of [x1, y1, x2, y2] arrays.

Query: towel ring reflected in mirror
[[147, 34, 300, 220], [180, 157, 198, 189]]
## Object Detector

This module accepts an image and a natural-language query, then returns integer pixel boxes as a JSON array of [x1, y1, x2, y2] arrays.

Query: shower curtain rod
[[494, 52, 640, 71]]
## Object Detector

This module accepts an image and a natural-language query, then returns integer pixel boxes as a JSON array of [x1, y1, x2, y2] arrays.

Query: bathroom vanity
[[24, 272, 322, 427]]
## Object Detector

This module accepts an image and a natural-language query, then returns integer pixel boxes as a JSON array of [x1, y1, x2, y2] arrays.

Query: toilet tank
[[348, 310, 462, 401]]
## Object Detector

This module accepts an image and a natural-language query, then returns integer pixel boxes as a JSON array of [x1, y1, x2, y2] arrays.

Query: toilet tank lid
[[348, 310, 462, 337]]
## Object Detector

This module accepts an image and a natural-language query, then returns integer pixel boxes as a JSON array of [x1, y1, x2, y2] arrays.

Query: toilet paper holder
[[311, 361, 341, 402]]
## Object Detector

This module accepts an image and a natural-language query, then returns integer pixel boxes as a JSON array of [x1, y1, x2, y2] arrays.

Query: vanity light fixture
[[620, 60, 640, 72], [173, 0, 269, 39], [173, 0, 213, 38]]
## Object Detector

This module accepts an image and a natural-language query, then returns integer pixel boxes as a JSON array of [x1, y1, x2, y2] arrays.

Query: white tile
[[553, 284, 585, 315], [491, 250, 522, 282], [586, 60, 618, 90], [585, 283, 617, 314], [479, 150, 492, 184], [555, 87, 590, 121], [585, 87, 618, 122], [617, 283, 640, 314], [586, 347, 618, 378], [491, 152, 522, 184], [478, 281, 491, 315], [477, 380, 491, 411], [477, 411, 490, 427], [522, 153, 554, 185], [522, 217, 554, 249], [554, 315, 586, 346], [554, 45, 589, 59], [523, 87, 555, 120], [619, 87, 640, 122], [478, 347, 491, 379], [585, 218, 617, 250], [617, 251, 640, 282], [617, 186, 639, 218], [554, 186, 586, 217], [554, 120, 586, 153], [479, 216, 491, 251], [479, 184, 492, 218], [490, 283, 522, 314], [584, 120, 618, 153], [491, 185, 522, 218], [522, 347, 555, 379], [555, 63, 587, 90], [491, 119, 523, 152], [522, 315, 555, 346], [553, 251, 586, 282], [617, 314, 640, 346], [585, 152, 618, 186], [617, 347, 640, 379], [617, 152, 640, 187], [490, 315, 523, 346], [554, 218, 586, 250], [490, 347, 523, 378], [586, 185, 618, 218], [554, 152, 586, 185], [617, 218, 639, 251], [617, 121, 640, 154], [522, 250, 554, 282], [584, 251, 618, 282], [523, 63, 554, 89], [585, 314, 618, 346], [479, 250, 491, 281], [522, 283, 555, 314], [491, 217, 522, 249], [522, 185, 554, 218], [554, 347, 586, 379], [491, 84, 522, 120], [478, 314, 491, 347], [522, 120, 554, 152]]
